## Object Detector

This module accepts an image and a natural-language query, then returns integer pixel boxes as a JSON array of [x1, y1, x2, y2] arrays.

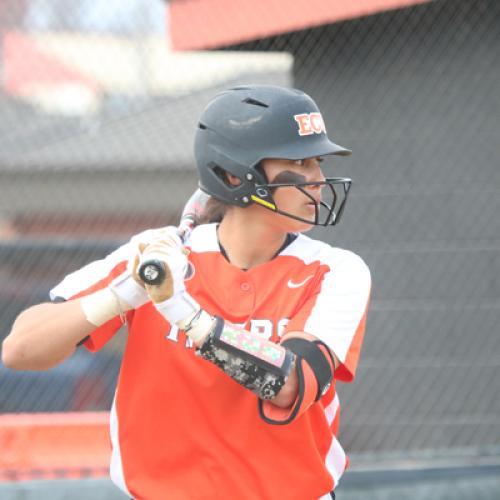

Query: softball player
[[3, 85, 371, 499]]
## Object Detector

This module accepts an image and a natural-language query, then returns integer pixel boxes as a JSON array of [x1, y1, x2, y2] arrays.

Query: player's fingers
[[149, 228, 182, 248], [140, 245, 177, 263], [130, 255, 145, 288], [144, 265, 175, 303]]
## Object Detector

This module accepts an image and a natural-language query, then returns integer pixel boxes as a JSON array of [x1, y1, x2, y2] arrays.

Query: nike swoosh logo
[[287, 275, 314, 289]]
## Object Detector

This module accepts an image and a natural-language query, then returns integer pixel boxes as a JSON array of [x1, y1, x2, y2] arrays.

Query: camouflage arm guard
[[196, 317, 295, 400]]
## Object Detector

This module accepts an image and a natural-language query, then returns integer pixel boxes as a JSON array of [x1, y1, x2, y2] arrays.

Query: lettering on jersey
[[165, 318, 290, 347], [294, 112, 326, 136], [165, 324, 193, 348], [249, 319, 273, 339], [234, 318, 290, 341], [277, 318, 289, 338]]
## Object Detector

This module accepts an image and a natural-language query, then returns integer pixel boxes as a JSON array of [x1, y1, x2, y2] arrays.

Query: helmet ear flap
[[211, 165, 238, 187], [204, 160, 269, 207], [210, 164, 251, 190], [206, 162, 245, 201]]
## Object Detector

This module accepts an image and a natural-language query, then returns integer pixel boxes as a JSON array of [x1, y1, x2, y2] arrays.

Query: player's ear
[[212, 165, 242, 187], [226, 173, 241, 186]]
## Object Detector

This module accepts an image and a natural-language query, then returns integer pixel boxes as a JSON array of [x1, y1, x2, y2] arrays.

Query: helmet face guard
[[251, 177, 352, 227]]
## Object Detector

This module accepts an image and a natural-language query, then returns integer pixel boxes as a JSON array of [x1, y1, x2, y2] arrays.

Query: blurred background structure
[[1, 0, 499, 498]]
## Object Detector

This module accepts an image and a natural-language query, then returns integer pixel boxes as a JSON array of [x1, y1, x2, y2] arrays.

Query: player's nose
[[308, 162, 325, 184]]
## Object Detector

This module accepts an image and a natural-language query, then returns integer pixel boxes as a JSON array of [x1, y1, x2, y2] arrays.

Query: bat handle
[[137, 191, 204, 286], [137, 259, 166, 286], [137, 225, 192, 285]]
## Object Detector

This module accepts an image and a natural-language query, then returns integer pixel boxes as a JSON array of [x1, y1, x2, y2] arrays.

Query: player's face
[[261, 157, 326, 232]]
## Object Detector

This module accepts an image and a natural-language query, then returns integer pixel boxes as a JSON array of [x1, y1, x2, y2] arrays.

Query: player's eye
[[292, 157, 324, 168]]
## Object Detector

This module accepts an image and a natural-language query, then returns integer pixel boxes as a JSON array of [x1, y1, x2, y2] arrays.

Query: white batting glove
[[110, 260, 150, 309], [80, 227, 191, 327], [139, 228, 200, 326], [80, 259, 150, 327]]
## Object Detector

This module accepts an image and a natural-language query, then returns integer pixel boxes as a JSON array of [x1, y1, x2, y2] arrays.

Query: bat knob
[[138, 259, 166, 285]]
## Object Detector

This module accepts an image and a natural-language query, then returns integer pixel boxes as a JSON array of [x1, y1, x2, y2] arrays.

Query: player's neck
[[217, 209, 287, 270]]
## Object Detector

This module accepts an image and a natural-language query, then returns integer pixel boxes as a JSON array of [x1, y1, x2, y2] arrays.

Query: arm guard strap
[[259, 338, 335, 425], [196, 317, 296, 400]]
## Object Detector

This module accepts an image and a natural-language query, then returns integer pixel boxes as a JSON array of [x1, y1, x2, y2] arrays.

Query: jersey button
[[240, 282, 251, 291]]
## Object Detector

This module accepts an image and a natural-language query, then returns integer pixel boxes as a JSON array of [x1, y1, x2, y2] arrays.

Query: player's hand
[[80, 255, 151, 327], [135, 227, 200, 326], [137, 227, 188, 303], [109, 259, 151, 311], [106, 228, 186, 310], [109, 226, 182, 310]]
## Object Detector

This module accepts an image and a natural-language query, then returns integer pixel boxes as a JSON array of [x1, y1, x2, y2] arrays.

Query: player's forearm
[[3, 260, 152, 371], [270, 333, 338, 408], [2, 301, 95, 371], [271, 365, 299, 408]]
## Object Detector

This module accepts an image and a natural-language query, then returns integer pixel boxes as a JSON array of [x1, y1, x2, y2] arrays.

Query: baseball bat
[[137, 188, 210, 285]]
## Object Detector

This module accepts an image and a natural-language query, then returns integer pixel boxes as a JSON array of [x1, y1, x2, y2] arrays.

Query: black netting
[[0, 0, 499, 467]]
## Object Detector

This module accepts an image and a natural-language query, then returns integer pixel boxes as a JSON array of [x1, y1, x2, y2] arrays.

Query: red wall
[[169, 0, 433, 50]]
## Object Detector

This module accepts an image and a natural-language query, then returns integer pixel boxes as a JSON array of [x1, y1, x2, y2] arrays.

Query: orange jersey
[[51, 223, 371, 500]]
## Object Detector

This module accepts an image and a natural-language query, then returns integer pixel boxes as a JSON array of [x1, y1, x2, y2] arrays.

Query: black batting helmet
[[194, 85, 352, 226]]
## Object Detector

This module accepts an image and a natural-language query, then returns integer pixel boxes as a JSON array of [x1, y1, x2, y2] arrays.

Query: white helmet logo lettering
[[294, 112, 326, 136]]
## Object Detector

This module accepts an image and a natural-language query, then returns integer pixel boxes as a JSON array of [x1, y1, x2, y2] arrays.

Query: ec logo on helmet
[[294, 113, 326, 136]]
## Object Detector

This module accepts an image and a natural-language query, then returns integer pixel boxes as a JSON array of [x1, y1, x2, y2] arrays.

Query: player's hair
[[197, 196, 229, 224]]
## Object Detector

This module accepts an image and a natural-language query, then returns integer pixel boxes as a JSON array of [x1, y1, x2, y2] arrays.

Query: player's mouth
[[306, 194, 321, 206], [304, 198, 321, 215]]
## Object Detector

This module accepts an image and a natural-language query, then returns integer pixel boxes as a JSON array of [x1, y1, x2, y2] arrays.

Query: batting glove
[[138, 228, 200, 326], [80, 258, 150, 327]]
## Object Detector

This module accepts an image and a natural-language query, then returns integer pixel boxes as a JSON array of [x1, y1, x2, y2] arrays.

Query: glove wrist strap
[[154, 291, 201, 328], [111, 271, 149, 309], [180, 309, 214, 345]]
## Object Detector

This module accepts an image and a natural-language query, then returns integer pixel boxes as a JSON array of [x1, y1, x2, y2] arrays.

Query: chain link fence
[[0, 0, 499, 475]]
